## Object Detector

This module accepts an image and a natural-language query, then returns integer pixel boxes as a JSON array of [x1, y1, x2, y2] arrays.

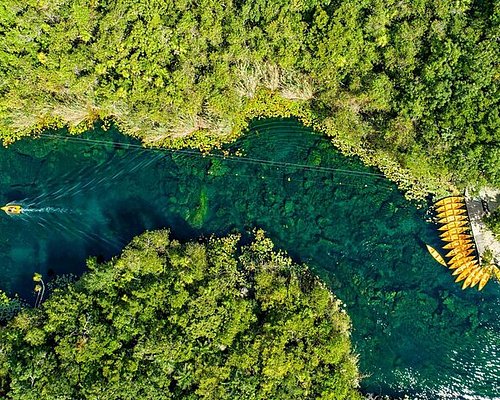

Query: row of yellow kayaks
[[451, 260, 493, 290], [427, 243, 492, 290], [427, 196, 493, 290], [434, 196, 465, 208]]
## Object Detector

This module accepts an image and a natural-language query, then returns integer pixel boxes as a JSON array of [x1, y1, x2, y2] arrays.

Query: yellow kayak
[[437, 209, 466, 219], [462, 268, 483, 289], [439, 227, 471, 242], [455, 266, 479, 283], [434, 197, 464, 207], [494, 267, 500, 281], [436, 203, 465, 214], [442, 239, 472, 249], [470, 269, 486, 288], [452, 260, 478, 274], [446, 244, 473, 258], [438, 215, 467, 224], [1, 205, 22, 215], [448, 253, 475, 265], [438, 221, 468, 231], [440, 232, 471, 242], [426, 245, 447, 267], [449, 256, 476, 270], [448, 249, 475, 264], [478, 271, 491, 290], [439, 227, 468, 237]]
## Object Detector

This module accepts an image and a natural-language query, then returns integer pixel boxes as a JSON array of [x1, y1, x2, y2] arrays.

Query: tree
[[483, 208, 500, 240], [0, 229, 362, 399], [0, 0, 498, 196]]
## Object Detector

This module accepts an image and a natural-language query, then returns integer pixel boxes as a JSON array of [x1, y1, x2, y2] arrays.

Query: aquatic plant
[[187, 187, 209, 228]]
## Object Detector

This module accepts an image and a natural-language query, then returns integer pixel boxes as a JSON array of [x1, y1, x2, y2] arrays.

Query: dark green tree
[[483, 208, 500, 240], [0, 229, 362, 399]]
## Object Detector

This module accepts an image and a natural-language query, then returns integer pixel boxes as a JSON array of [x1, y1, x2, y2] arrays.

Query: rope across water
[[39, 133, 388, 180]]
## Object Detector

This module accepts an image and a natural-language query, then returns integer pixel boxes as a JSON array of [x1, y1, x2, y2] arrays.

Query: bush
[[483, 208, 500, 240]]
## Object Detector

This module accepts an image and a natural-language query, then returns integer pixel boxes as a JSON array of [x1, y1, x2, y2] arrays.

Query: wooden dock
[[464, 187, 500, 265]]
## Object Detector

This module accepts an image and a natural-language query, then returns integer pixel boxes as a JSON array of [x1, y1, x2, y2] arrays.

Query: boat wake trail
[[23, 207, 71, 214]]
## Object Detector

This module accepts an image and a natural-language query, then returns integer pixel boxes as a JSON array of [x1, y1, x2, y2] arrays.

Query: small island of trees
[[0, 230, 362, 399]]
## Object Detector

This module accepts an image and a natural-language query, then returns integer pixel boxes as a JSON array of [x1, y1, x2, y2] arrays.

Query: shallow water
[[0, 119, 499, 399]]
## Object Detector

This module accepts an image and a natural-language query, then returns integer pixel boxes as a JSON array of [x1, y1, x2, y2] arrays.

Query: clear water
[[0, 119, 499, 399]]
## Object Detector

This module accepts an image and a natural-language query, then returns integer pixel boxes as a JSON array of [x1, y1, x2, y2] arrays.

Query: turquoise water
[[0, 119, 499, 399]]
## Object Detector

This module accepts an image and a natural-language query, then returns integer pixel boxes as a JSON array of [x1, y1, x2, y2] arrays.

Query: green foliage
[[483, 208, 500, 240], [0, 0, 497, 195], [0, 229, 362, 399], [0, 291, 22, 323], [481, 248, 494, 265]]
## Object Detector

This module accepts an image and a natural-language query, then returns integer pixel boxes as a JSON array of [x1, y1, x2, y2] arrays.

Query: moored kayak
[[426, 244, 447, 267], [470, 269, 485, 288], [445, 244, 474, 258], [448, 249, 475, 265], [434, 196, 465, 208], [448, 256, 476, 270], [478, 271, 491, 290], [462, 268, 483, 289], [442, 240, 473, 249], [451, 260, 478, 274], [438, 221, 468, 231], [440, 233, 471, 242], [438, 215, 467, 224], [436, 203, 465, 214], [437, 209, 466, 219], [455, 266, 479, 283]]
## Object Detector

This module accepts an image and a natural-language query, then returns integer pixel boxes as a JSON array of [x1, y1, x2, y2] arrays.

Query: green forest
[[0, 0, 498, 197], [484, 208, 500, 239], [0, 230, 362, 399]]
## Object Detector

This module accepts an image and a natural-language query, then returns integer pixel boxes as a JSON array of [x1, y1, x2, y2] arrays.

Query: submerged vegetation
[[0, 0, 498, 197], [0, 229, 362, 399]]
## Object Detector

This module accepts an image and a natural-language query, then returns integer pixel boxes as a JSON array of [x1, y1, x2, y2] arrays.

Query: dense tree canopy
[[484, 208, 500, 240], [0, 0, 498, 196], [0, 230, 362, 399]]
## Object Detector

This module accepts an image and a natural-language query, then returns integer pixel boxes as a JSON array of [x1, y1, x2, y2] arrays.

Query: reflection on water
[[0, 119, 499, 399]]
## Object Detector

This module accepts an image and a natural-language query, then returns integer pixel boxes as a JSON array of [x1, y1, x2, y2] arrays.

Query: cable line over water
[[39, 133, 388, 181]]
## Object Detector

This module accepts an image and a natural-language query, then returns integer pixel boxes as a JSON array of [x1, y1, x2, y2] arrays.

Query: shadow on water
[[0, 119, 499, 399]]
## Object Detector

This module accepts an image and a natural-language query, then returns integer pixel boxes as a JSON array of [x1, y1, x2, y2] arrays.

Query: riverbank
[[32, 94, 456, 201], [465, 187, 500, 266], [135, 91, 453, 200], [1, 1, 497, 202]]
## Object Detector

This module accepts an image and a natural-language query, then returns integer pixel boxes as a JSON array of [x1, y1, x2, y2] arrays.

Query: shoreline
[[465, 187, 500, 266]]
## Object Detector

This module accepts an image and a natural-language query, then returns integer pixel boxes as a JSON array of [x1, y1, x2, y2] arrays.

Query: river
[[0, 118, 498, 399]]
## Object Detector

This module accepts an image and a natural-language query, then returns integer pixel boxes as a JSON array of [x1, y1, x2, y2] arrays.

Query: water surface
[[0, 119, 499, 399]]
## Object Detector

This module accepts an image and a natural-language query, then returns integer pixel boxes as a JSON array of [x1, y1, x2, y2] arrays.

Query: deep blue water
[[0, 119, 499, 399]]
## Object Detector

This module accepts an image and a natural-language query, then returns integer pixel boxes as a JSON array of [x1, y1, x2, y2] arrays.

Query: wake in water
[[2, 147, 165, 255], [22, 206, 71, 214], [11, 207, 125, 250]]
